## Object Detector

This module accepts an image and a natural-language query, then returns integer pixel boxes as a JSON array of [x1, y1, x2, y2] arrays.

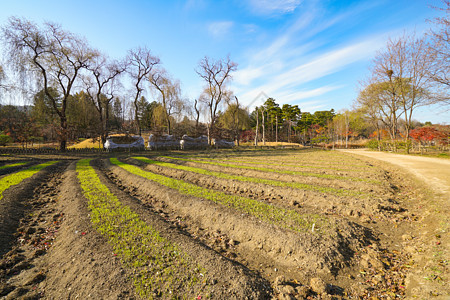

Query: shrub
[[0, 134, 12, 146]]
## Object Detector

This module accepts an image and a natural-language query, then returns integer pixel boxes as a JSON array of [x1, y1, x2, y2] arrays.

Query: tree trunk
[[167, 117, 171, 135], [262, 110, 265, 145], [59, 117, 68, 152], [377, 124, 381, 151], [255, 109, 259, 146], [134, 100, 141, 136], [207, 125, 211, 146], [275, 114, 278, 143], [102, 104, 109, 146]]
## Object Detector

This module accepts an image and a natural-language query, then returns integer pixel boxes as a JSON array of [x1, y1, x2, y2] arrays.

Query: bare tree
[[196, 56, 237, 144], [1, 17, 98, 151], [148, 68, 183, 135], [371, 33, 433, 152], [83, 54, 126, 145], [127, 47, 160, 136]]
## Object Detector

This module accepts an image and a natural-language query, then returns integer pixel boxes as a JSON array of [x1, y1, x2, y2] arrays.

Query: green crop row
[[76, 159, 207, 299], [0, 161, 58, 200], [111, 157, 328, 234], [0, 161, 28, 170], [132, 156, 363, 197], [161, 156, 380, 183]]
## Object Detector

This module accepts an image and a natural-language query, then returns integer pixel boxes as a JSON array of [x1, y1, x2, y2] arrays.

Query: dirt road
[[341, 149, 449, 299], [340, 149, 450, 197]]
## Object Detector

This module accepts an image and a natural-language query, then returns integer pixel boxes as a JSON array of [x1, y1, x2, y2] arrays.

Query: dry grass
[[69, 138, 102, 149]]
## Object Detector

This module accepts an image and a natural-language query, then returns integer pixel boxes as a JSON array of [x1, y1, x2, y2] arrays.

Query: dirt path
[[340, 149, 449, 299], [340, 149, 450, 196]]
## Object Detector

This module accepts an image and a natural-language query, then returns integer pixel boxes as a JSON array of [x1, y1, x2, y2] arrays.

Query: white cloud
[[234, 35, 386, 110], [234, 61, 283, 86], [296, 100, 327, 112], [275, 86, 342, 103], [248, 0, 302, 16], [208, 21, 234, 38]]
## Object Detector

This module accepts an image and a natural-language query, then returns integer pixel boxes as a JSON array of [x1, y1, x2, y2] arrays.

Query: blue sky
[[0, 0, 448, 123]]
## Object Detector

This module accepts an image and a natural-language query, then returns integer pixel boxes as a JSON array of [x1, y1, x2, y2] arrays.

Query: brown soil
[[0, 148, 447, 299], [104, 157, 375, 279], [340, 149, 450, 299], [151, 156, 398, 218]]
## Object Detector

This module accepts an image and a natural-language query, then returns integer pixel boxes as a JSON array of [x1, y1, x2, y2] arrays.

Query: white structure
[[148, 134, 180, 150], [104, 135, 145, 150], [180, 135, 208, 150]]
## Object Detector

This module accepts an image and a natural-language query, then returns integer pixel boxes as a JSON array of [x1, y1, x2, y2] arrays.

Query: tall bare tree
[[196, 56, 237, 144], [127, 47, 160, 136], [83, 54, 126, 145], [1, 17, 97, 151], [371, 33, 433, 152]]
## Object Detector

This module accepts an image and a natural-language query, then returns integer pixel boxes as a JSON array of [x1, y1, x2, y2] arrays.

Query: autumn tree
[[1, 17, 98, 151], [219, 96, 250, 145], [127, 47, 160, 136], [148, 68, 184, 135], [196, 56, 237, 144], [0, 105, 39, 148]]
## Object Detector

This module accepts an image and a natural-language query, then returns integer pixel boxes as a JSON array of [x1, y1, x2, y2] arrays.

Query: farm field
[[0, 148, 447, 299]]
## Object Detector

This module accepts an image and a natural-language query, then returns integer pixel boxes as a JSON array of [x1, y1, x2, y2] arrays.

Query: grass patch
[[132, 156, 363, 197], [0, 161, 58, 200], [0, 161, 28, 170], [161, 155, 380, 184], [112, 157, 328, 234], [76, 159, 207, 299]]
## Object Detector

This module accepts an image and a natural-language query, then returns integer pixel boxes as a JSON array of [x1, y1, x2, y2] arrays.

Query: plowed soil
[[0, 148, 448, 299]]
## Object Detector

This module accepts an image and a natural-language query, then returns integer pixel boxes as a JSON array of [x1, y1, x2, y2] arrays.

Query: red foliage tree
[[410, 126, 449, 146]]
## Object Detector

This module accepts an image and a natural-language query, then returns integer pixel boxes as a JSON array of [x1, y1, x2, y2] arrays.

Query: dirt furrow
[[91, 159, 272, 299], [158, 155, 391, 195], [102, 157, 381, 297], [133, 156, 403, 222], [0, 161, 68, 299]]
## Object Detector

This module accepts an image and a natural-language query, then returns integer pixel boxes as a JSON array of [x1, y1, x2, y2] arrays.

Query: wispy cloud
[[232, 2, 394, 111], [208, 21, 234, 38], [247, 0, 302, 16], [235, 36, 384, 108]]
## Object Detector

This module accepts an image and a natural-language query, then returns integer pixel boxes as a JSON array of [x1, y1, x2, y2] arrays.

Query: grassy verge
[[76, 159, 207, 299], [0, 162, 28, 170], [112, 157, 328, 234], [132, 156, 363, 197], [161, 156, 380, 183], [0, 161, 58, 200]]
